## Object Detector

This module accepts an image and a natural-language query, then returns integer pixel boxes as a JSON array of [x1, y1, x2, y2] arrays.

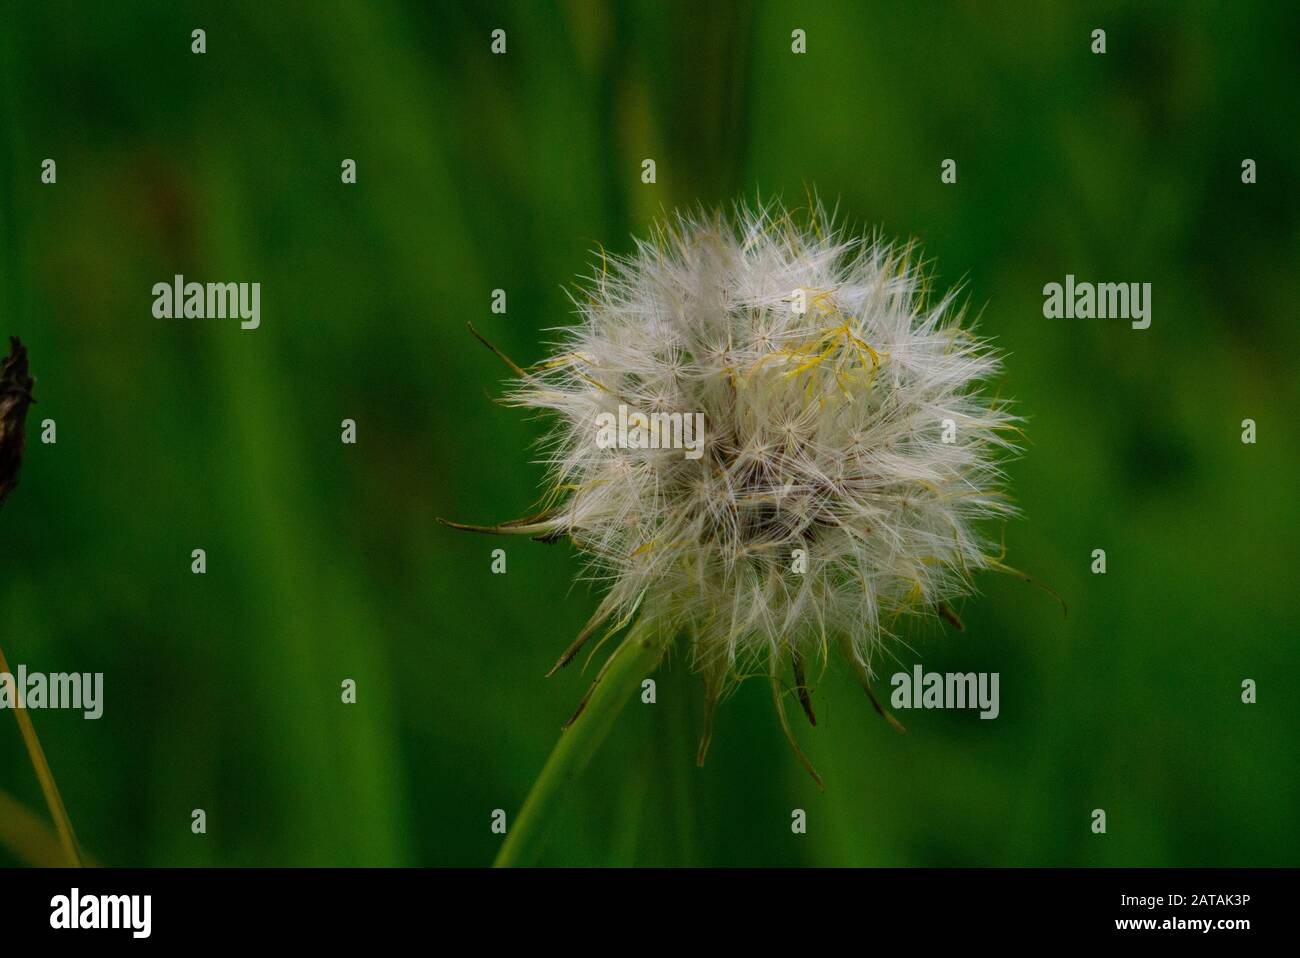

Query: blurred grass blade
[[0, 644, 83, 866]]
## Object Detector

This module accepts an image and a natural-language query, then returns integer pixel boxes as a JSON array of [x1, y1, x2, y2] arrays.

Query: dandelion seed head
[[505, 199, 1018, 708]]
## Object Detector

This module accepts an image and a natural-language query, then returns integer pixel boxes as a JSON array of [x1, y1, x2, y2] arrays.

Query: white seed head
[[472, 199, 1020, 766]]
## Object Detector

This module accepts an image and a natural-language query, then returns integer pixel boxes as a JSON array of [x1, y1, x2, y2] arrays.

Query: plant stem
[[494, 630, 665, 867], [0, 642, 83, 866]]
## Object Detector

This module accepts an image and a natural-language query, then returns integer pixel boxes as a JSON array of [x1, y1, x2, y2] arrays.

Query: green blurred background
[[1, 0, 1297, 867]]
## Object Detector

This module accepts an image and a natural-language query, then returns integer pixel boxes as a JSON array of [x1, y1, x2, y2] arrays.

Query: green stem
[[494, 630, 665, 867]]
